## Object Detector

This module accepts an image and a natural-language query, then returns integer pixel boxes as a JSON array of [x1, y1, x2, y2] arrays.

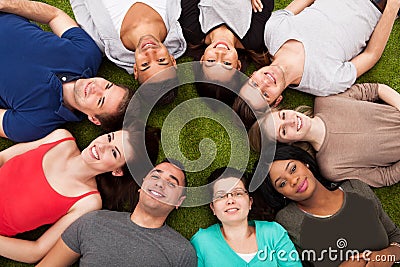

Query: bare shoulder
[[43, 129, 74, 144], [70, 193, 102, 215]]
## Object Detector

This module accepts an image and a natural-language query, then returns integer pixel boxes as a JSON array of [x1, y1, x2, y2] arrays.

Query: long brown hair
[[95, 126, 161, 211]]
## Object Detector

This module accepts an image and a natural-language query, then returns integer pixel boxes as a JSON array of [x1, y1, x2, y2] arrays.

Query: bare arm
[[377, 84, 400, 111], [285, 0, 315, 15], [0, 194, 101, 263], [36, 238, 80, 267], [0, 129, 72, 167], [350, 0, 400, 77], [0, 0, 78, 36]]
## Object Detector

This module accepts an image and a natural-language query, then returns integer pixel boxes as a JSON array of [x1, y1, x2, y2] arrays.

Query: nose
[[89, 81, 104, 97], [289, 175, 300, 187], [155, 178, 165, 189], [144, 48, 158, 59], [214, 49, 227, 61], [226, 193, 236, 204], [283, 115, 296, 127]]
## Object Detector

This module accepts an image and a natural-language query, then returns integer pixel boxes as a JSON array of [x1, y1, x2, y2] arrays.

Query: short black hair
[[138, 75, 179, 107], [160, 158, 187, 188], [96, 84, 134, 131]]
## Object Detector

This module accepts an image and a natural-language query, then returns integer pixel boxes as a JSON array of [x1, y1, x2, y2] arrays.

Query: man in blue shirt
[[0, 0, 132, 142]]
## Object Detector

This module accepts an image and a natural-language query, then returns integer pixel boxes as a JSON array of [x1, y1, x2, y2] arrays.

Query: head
[[255, 107, 313, 146], [133, 35, 177, 84], [95, 125, 161, 211], [138, 160, 187, 216], [261, 144, 337, 210], [193, 62, 244, 108], [201, 40, 242, 77], [239, 65, 285, 111], [72, 78, 133, 131], [208, 167, 252, 225], [82, 130, 133, 176]]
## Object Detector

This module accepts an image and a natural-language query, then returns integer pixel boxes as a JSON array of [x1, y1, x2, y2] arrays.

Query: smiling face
[[133, 35, 176, 83], [263, 110, 312, 143], [201, 40, 241, 82], [73, 78, 127, 124], [269, 160, 317, 202], [81, 130, 132, 175], [239, 65, 286, 109], [210, 177, 252, 225], [139, 162, 186, 211]]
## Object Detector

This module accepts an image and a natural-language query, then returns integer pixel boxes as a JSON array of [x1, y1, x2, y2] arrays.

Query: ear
[[175, 195, 186, 209], [133, 63, 138, 80], [209, 202, 215, 215], [237, 60, 242, 71], [272, 95, 283, 108], [200, 55, 204, 62], [170, 55, 177, 66], [112, 168, 124, 177], [88, 115, 101, 125]]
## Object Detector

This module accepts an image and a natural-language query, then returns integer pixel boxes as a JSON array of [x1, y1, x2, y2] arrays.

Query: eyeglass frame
[[212, 188, 249, 202]]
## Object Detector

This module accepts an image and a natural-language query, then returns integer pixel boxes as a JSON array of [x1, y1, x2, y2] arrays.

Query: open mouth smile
[[264, 72, 276, 83], [213, 41, 230, 50], [148, 189, 165, 198], [90, 145, 99, 160], [297, 116, 302, 131]]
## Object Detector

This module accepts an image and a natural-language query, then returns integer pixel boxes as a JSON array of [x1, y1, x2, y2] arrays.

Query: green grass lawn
[[1, 0, 399, 266]]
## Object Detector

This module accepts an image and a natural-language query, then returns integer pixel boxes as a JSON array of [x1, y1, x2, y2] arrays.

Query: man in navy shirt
[[0, 0, 132, 142]]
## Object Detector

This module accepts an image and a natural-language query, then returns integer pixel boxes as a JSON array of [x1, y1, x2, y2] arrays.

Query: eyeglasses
[[248, 76, 269, 100], [213, 189, 249, 202]]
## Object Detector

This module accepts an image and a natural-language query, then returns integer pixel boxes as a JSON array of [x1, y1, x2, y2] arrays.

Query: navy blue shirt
[[0, 13, 102, 142]]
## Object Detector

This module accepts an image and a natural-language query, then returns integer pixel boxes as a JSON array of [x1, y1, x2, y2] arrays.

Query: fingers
[[252, 0, 263, 12]]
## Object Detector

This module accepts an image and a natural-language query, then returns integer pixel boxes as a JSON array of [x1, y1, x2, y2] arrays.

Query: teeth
[[91, 146, 99, 160], [297, 117, 302, 131], [225, 208, 239, 213], [149, 190, 163, 197], [144, 43, 154, 48], [266, 73, 275, 83], [216, 44, 228, 49]]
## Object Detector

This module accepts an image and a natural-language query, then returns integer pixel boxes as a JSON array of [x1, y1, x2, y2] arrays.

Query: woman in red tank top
[[0, 126, 159, 263]]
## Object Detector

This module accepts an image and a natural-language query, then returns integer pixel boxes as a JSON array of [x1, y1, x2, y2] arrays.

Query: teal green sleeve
[[190, 230, 205, 267], [274, 228, 302, 266]]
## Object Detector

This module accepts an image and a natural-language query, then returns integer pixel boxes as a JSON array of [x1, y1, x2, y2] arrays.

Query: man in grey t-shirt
[[37, 161, 197, 266]]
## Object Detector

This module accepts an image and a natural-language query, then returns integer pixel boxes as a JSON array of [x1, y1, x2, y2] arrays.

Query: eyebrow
[[140, 61, 170, 72], [111, 132, 121, 157], [273, 161, 292, 187], [100, 83, 114, 108], [153, 169, 180, 185]]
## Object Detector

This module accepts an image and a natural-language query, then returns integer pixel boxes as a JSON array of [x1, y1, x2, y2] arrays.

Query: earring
[[306, 163, 309, 168], [283, 196, 286, 199]]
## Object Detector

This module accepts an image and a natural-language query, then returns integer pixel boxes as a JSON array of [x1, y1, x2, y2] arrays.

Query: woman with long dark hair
[[259, 144, 400, 266]]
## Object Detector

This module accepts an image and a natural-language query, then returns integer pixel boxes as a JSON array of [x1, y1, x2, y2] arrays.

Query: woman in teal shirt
[[190, 167, 301, 266]]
